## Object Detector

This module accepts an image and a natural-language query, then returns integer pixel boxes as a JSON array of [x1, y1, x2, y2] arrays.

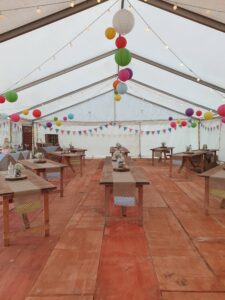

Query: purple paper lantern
[[118, 69, 130, 82], [125, 68, 133, 80], [185, 108, 194, 117], [168, 116, 173, 121], [63, 116, 67, 121], [46, 122, 52, 128]]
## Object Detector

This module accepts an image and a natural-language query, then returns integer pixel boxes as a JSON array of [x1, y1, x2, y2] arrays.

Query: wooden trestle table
[[21, 159, 66, 197], [50, 151, 84, 176], [100, 157, 149, 226], [151, 147, 174, 166], [0, 170, 56, 246]]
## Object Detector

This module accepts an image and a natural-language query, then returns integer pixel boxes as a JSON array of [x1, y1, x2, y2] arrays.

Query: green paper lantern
[[115, 48, 132, 67], [114, 90, 119, 95], [54, 117, 58, 121], [191, 122, 197, 128], [5, 90, 18, 103]]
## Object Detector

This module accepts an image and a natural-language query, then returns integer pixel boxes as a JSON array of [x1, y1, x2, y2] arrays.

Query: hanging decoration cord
[[1, 0, 119, 94], [127, 0, 225, 101]]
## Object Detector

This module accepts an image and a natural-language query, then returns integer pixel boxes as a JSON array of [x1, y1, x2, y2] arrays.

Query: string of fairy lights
[[0, 0, 120, 94], [127, 0, 225, 101]]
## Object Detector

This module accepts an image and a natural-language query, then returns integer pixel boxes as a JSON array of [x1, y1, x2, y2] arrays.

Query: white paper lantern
[[113, 9, 135, 35]]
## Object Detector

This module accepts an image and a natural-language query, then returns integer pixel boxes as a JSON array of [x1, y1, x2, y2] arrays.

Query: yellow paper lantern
[[204, 111, 213, 120], [176, 119, 181, 124], [105, 27, 116, 40], [55, 120, 62, 126], [22, 109, 29, 116], [114, 94, 121, 101]]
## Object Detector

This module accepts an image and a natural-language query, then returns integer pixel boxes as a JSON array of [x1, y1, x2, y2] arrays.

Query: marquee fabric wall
[[35, 121, 198, 158], [0, 120, 23, 147]]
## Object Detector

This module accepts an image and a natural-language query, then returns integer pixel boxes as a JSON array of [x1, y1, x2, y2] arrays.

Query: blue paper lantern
[[68, 113, 74, 120], [117, 82, 128, 94], [1, 113, 8, 120]]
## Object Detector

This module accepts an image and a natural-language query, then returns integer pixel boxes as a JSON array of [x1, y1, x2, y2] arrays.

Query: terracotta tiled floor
[[0, 159, 225, 300]]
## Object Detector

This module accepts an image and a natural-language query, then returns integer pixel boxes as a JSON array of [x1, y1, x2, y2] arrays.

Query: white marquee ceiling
[[0, 0, 224, 122]]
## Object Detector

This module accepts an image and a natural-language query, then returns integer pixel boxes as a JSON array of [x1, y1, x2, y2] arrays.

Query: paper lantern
[[191, 122, 197, 128], [125, 68, 133, 79], [11, 113, 20, 122], [181, 120, 187, 127], [46, 122, 52, 128], [168, 116, 173, 121], [22, 109, 29, 116], [113, 9, 135, 35], [32, 109, 41, 118], [115, 48, 132, 66], [63, 116, 67, 121], [217, 104, 225, 117], [118, 69, 130, 81], [113, 79, 120, 89], [117, 82, 127, 94], [1, 113, 7, 120], [55, 120, 62, 126], [204, 111, 213, 120], [115, 36, 127, 48], [114, 90, 119, 95], [170, 121, 177, 129], [5, 90, 18, 103], [221, 117, 225, 124], [176, 120, 181, 124], [196, 110, 202, 117], [68, 113, 74, 120], [105, 27, 116, 40], [114, 94, 121, 101], [185, 108, 194, 117], [53, 117, 58, 121], [0, 95, 5, 104]]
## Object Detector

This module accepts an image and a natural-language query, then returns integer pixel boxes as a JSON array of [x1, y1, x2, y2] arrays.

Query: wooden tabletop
[[100, 157, 149, 185], [0, 169, 56, 197], [51, 151, 85, 158], [170, 150, 206, 158], [20, 159, 67, 170], [110, 147, 130, 154], [151, 147, 174, 151], [200, 164, 225, 178], [70, 148, 87, 152]]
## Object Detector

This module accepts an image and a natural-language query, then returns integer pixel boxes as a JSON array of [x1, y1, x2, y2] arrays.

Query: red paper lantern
[[32, 109, 41, 118], [217, 104, 225, 117], [0, 95, 5, 104], [222, 117, 225, 124], [115, 36, 127, 48], [11, 113, 20, 122], [113, 79, 120, 89], [170, 121, 177, 129], [196, 110, 202, 117], [181, 120, 187, 127]]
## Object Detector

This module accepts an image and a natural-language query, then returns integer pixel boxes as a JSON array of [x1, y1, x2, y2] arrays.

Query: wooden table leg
[[205, 177, 210, 215], [105, 185, 111, 226], [169, 156, 173, 177], [138, 186, 143, 226], [152, 150, 154, 166], [80, 156, 83, 176], [43, 192, 50, 236], [60, 168, 64, 197], [3, 197, 10, 246]]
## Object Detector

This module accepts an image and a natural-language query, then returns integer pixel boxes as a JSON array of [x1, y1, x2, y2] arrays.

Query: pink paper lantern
[[221, 117, 225, 123], [217, 104, 225, 117], [11, 113, 20, 122], [63, 116, 67, 121], [125, 68, 133, 79], [118, 69, 130, 82], [170, 121, 177, 129]]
